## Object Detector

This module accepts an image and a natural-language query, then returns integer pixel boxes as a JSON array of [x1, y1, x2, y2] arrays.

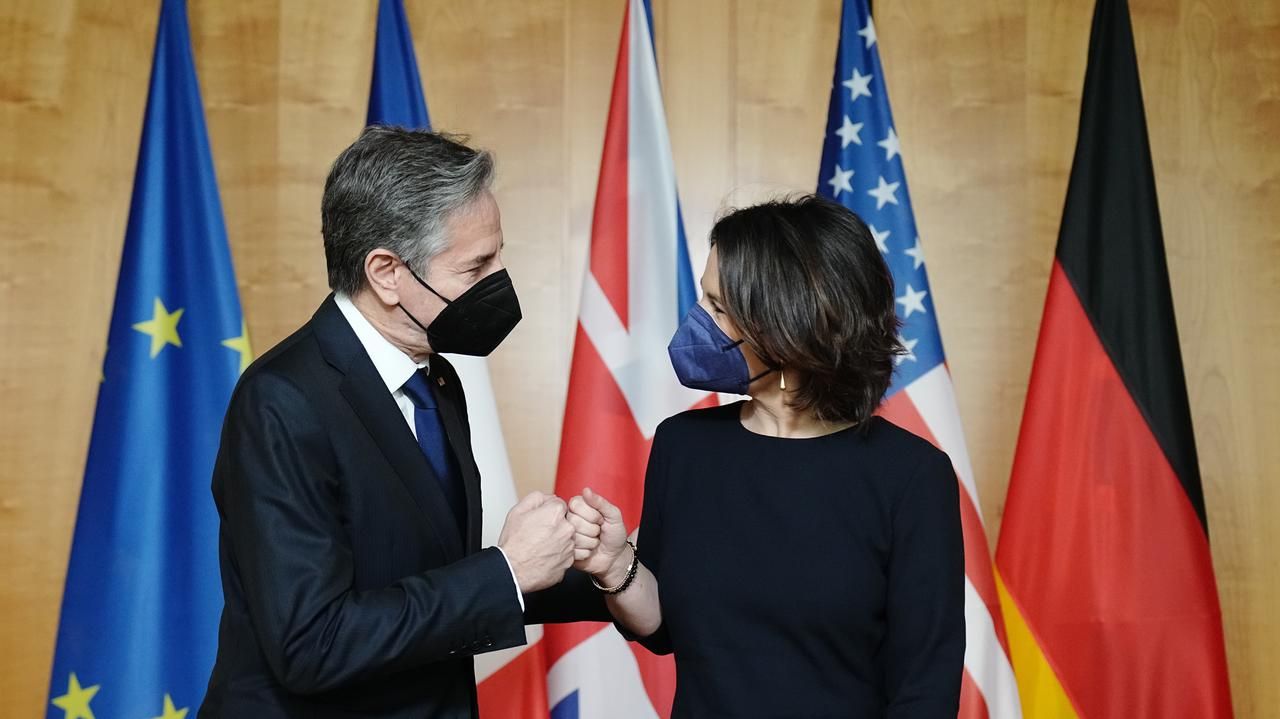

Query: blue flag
[[813, 4, 1024, 717], [368, 0, 432, 128], [816, 0, 943, 398], [47, 1, 248, 717]]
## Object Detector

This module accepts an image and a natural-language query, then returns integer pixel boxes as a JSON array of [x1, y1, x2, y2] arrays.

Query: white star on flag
[[896, 335, 919, 365], [858, 18, 877, 49], [878, 127, 901, 161], [869, 224, 890, 253], [837, 115, 864, 148], [896, 283, 928, 318], [827, 164, 855, 197], [905, 237, 924, 269], [842, 67, 873, 102], [814, 3, 1025, 717], [868, 175, 901, 209]]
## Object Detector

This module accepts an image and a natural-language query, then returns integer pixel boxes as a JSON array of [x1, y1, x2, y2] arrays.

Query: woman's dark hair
[[711, 193, 904, 426]]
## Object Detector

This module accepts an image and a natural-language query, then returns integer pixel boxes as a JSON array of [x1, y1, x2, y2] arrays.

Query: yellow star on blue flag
[[51, 673, 99, 719], [152, 693, 189, 719], [221, 320, 253, 374], [133, 297, 184, 358], [48, 0, 244, 715]]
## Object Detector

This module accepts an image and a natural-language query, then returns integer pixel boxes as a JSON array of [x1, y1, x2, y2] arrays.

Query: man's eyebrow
[[467, 251, 496, 265], [464, 246, 501, 267]]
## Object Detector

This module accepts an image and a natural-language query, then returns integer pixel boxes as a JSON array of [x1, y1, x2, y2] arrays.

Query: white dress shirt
[[334, 293, 524, 610]]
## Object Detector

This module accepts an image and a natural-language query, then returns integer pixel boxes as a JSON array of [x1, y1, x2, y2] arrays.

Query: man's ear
[[364, 248, 403, 307]]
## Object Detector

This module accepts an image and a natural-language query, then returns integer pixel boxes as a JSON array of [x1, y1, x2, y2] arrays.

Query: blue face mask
[[667, 304, 774, 395]]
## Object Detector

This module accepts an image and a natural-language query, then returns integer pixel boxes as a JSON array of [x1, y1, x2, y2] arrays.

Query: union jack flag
[[542, 0, 709, 716]]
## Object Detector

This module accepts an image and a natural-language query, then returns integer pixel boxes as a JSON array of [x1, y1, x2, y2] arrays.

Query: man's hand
[[567, 488, 631, 585], [497, 492, 575, 594]]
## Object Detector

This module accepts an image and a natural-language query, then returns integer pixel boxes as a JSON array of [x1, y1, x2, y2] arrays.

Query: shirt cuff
[[493, 546, 526, 612]]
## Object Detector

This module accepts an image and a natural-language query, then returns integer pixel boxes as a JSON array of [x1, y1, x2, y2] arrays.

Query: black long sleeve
[[884, 450, 966, 717], [624, 402, 964, 717], [626, 422, 675, 655], [523, 569, 612, 625]]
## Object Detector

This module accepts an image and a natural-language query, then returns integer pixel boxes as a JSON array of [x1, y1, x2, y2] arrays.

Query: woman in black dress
[[567, 194, 965, 718]]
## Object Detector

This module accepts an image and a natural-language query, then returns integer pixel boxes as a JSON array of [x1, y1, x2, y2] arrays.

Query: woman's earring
[[779, 370, 786, 391]]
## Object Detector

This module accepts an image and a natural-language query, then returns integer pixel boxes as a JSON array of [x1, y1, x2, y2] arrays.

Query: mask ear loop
[[402, 260, 453, 305], [724, 338, 778, 386], [396, 259, 449, 337], [397, 304, 432, 335]]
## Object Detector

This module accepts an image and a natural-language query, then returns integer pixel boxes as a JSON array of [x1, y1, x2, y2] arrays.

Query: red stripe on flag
[[588, 1, 631, 329], [547, 325, 677, 712], [878, 392, 1009, 651], [553, 324, 652, 528], [477, 647, 550, 718], [545, 324, 650, 666], [542, 622, 609, 670], [958, 668, 991, 719], [629, 644, 675, 719], [997, 261, 1232, 719], [877, 391, 937, 449]]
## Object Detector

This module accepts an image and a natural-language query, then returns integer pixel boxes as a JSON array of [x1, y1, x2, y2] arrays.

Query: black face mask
[[399, 264, 522, 357]]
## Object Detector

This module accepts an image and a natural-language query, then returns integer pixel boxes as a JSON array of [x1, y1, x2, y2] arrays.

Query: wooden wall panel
[[1126, 1, 1280, 713], [730, 0, 836, 212], [657, 0, 733, 279], [1, 1, 1275, 716], [875, 0, 1034, 531], [0, 1, 157, 714], [413, 0, 574, 491]]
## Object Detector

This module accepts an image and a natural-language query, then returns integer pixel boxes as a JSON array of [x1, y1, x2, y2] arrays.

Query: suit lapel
[[312, 296, 465, 561]]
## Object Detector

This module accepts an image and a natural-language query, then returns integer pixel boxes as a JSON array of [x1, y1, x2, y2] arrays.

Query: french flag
[[542, 0, 710, 716], [365, 1, 553, 715]]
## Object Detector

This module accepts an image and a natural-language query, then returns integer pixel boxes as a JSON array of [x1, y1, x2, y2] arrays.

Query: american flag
[[542, 0, 711, 716], [816, 1, 1022, 717]]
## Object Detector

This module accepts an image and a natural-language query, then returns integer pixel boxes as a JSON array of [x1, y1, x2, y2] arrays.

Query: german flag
[[994, 0, 1234, 717]]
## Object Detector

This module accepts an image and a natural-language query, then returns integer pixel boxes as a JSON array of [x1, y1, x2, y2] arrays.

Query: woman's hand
[[568, 487, 663, 638], [567, 487, 631, 583]]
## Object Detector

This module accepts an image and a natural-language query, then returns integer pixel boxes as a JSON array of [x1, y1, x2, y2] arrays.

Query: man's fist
[[497, 492, 575, 593]]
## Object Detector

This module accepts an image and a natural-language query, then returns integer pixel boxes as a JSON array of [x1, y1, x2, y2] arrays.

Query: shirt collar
[[334, 292, 429, 394]]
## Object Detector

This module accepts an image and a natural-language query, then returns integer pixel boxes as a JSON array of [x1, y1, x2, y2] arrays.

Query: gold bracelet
[[591, 540, 639, 595]]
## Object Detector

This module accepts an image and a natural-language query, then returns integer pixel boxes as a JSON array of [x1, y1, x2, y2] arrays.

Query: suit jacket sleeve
[[214, 370, 527, 696], [883, 449, 966, 718]]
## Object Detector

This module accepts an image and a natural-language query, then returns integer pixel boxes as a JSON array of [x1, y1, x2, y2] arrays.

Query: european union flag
[[47, 1, 248, 717], [368, 0, 432, 129]]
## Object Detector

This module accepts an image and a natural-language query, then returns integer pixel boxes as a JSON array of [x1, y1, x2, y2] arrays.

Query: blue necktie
[[401, 369, 467, 537]]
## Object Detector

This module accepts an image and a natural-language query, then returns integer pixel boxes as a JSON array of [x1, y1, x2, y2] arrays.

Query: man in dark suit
[[200, 127, 606, 718]]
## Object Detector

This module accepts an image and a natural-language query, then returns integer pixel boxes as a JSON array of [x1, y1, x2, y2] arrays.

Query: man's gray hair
[[321, 125, 495, 296]]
